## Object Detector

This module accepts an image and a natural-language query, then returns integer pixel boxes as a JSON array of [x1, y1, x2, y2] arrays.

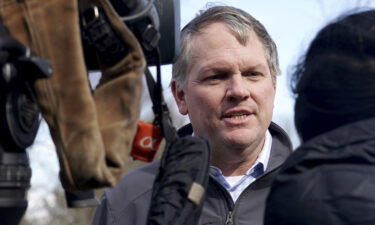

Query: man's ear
[[171, 80, 188, 115]]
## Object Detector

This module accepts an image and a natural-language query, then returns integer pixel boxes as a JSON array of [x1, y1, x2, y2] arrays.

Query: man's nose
[[225, 75, 250, 100]]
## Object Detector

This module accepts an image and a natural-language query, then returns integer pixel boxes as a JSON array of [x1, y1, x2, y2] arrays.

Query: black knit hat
[[292, 9, 375, 142]]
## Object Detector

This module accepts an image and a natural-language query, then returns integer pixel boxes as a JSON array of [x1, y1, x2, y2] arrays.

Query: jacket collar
[[300, 116, 375, 152], [266, 122, 293, 173], [279, 117, 375, 175]]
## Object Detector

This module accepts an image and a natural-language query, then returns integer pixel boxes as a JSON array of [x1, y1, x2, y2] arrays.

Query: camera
[[0, 1, 180, 224]]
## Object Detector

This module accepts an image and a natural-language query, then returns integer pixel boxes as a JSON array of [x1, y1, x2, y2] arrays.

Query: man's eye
[[204, 74, 227, 81], [243, 71, 263, 78], [210, 74, 226, 80]]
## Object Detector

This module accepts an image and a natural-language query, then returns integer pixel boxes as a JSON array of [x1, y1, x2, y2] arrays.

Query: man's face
[[173, 22, 276, 152]]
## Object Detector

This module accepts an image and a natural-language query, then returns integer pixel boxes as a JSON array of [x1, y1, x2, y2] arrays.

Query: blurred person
[[92, 5, 292, 225], [265, 9, 375, 225]]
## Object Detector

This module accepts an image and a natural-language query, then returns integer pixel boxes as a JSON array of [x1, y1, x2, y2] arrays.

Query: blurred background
[[20, 0, 375, 224]]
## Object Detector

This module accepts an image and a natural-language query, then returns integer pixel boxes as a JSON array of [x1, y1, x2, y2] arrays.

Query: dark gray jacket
[[92, 122, 292, 225]]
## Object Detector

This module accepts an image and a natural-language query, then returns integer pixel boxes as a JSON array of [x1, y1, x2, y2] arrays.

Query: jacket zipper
[[226, 211, 233, 225], [209, 177, 235, 224]]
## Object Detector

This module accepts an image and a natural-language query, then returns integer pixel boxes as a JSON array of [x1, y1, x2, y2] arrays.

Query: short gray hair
[[172, 5, 280, 86]]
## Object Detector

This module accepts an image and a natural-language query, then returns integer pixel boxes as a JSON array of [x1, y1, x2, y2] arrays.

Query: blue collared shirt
[[210, 130, 272, 202]]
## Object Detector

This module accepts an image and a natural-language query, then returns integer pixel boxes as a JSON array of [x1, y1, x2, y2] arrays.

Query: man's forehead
[[188, 26, 268, 71], [189, 23, 263, 55]]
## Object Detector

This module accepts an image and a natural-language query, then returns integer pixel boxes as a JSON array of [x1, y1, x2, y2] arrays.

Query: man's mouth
[[222, 111, 251, 120]]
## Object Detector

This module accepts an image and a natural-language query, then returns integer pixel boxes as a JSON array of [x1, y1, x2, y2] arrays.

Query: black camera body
[[111, 0, 180, 65], [82, 0, 180, 69]]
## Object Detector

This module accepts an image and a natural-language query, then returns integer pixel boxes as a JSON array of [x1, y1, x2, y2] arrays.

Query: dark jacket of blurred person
[[265, 9, 375, 225]]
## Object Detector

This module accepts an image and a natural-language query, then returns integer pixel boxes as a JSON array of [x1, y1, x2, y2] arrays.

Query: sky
[[24, 0, 375, 221]]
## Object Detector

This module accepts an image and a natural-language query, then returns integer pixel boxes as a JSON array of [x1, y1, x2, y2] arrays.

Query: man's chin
[[221, 132, 257, 149]]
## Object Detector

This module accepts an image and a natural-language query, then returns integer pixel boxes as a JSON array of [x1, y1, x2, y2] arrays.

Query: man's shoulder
[[119, 160, 160, 187], [103, 161, 160, 209]]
